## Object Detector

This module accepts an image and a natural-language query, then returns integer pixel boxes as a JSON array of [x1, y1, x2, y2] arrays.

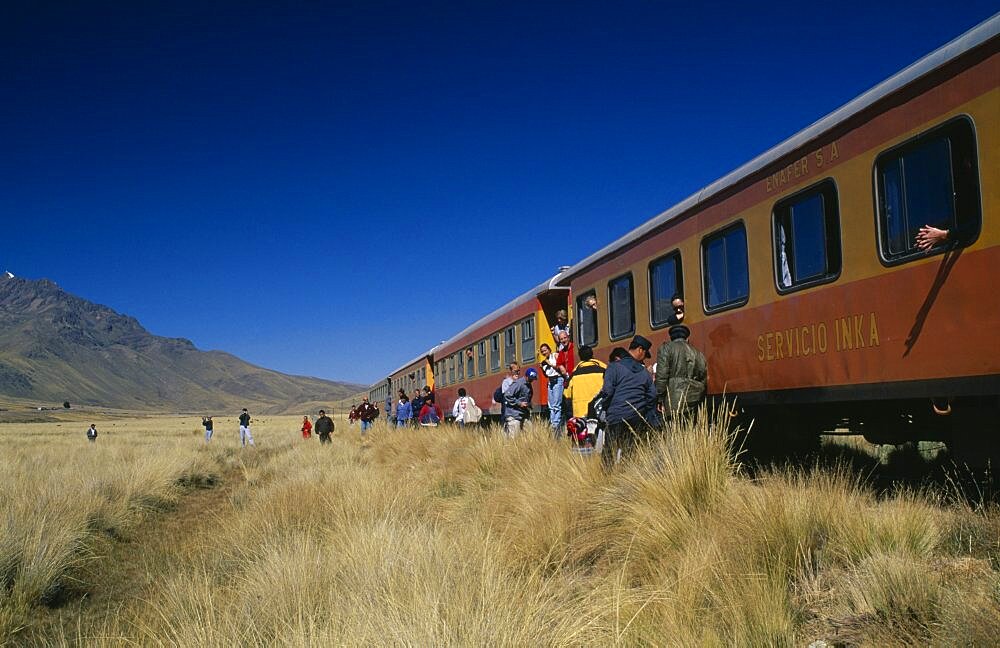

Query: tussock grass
[[4, 412, 1000, 645]]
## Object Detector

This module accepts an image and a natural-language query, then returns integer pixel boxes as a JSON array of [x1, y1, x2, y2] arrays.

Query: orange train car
[[554, 18, 999, 446], [432, 276, 568, 419]]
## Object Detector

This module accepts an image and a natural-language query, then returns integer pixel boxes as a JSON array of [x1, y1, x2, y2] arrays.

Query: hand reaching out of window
[[915, 225, 948, 251]]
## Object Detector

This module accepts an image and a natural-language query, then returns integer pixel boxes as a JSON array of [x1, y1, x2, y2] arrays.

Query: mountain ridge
[[0, 273, 364, 413]]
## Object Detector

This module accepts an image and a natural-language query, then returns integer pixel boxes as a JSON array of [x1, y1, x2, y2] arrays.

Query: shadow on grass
[[740, 435, 998, 507]]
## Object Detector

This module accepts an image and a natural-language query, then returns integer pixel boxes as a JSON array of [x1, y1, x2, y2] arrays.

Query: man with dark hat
[[595, 334, 657, 467], [654, 325, 708, 422]]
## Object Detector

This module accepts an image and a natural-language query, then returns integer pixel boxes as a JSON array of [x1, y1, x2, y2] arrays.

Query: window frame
[[701, 220, 750, 314], [607, 272, 636, 341], [477, 340, 487, 376], [490, 333, 501, 372], [520, 317, 535, 363], [771, 178, 842, 295], [504, 326, 516, 367], [576, 290, 599, 347], [647, 251, 684, 329], [873, 115, 982, 267], [456, 352, 464, 381]]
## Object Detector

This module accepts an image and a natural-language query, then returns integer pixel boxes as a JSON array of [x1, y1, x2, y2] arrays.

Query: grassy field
[[1, 409, 998, 646]]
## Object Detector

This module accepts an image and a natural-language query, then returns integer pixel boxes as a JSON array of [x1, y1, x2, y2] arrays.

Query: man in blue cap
[[597, 335, 658, 467]]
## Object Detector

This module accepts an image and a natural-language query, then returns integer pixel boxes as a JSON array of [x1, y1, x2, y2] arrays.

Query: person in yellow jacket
[[563, 345, 607, 419]]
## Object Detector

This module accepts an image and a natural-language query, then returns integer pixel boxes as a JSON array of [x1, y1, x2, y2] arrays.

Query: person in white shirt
[[452, 388, 477, 427]]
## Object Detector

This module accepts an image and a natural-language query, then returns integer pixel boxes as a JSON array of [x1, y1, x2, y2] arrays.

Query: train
[[369, 16, 999, 451]]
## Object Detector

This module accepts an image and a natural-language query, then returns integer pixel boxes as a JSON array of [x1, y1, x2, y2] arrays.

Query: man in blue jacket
[[597, 335, 658, 467]]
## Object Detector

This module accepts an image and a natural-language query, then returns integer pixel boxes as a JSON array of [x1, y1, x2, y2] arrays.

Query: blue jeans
[[360, 419, 372, 434], [548, 377, 564, 430], [397, 419, 408, 428]]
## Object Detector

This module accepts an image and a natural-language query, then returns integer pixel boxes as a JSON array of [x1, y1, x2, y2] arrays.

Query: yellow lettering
[[839, 317, 853, 350], [817, 323, 828, 353], [853, 314, 865, 349], [793, 160, 801, 178], [869, 312, 880, 347], [801, 326, 811, 356], [766, 177, 772, 192], [816, 150, 824, 167], [831, 141, 839, 161], [757, 335, 765, 362], [775, 331, 784, 359], [765, 333, 774, 361], [800, 155, 808, 174], [785, 329, 793, 358]]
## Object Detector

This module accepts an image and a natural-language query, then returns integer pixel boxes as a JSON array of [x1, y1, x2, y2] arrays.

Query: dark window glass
[[876, 119, 980, 262], [466, 348, 474, 378], [520, 318, 535, 363], [490, 334, 501, 371], [576, 291, 598, 346], [773, 180, 841, 291], [608, 274, 635, 340], [702, 223, 749, 311], [649, 253, 683, 328], [448, 357, 455, 384], [478, 341, 487, 376], [457, 353, 464, 381]]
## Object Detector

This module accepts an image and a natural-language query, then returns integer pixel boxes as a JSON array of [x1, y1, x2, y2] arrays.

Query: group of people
[[492, 299, 708, 467], [386, 386, 447, 427], [347, 398, 380, 433]]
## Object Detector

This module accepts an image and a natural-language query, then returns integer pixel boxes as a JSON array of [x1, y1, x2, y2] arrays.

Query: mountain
[[0, 273, 365, 412]]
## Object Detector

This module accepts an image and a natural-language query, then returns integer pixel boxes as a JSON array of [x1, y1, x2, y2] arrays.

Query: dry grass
[[2, 411, 999, 646]]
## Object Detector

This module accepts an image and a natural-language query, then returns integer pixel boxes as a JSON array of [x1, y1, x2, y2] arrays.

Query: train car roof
[[386, 346, 438, 379], [435, 273, 568, 354], [555, 13, 1000, 285]]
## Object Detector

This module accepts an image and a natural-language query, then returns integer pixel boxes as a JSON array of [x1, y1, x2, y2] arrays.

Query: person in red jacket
[[301, 415, 312, 439], [418, 400, 443, 426]]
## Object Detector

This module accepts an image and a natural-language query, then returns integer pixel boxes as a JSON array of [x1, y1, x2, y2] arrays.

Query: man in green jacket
[[654, 325, 708, 422]]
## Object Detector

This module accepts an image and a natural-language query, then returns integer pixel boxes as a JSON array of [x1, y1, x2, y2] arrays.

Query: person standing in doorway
[[238, 408, 256, 447]]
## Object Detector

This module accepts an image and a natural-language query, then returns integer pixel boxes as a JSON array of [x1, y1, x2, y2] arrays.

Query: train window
[[773, 180, 841, 292], [448, 356, 455, 384], [608, 274, 635, 340], [504, 326, 516, 366], [478, 341, 487, 375], [875, 118, 981, 263], [648, 252, 683, 328], [490, 334, 501, 371], [466, 348, 475, 378], [520, 318, 535, 363], [456, 353, 464, 381], [702, 222, 749, 312], [576, 291, 598, 346]]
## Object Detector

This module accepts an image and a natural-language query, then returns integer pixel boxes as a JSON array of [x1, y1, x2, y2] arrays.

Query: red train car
[[432, 275, 567, 420]]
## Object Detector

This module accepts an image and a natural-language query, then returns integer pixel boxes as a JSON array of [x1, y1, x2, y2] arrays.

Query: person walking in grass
[[301, 415, 312, 439], [238, 408, 255, 447], [503, 367, 538, 438], [357, 397, 378, 434], [315, 409, 334, 444], [395, 394, 412, 428], [86, 423, 98, 443], [202, 416, 214, 442]]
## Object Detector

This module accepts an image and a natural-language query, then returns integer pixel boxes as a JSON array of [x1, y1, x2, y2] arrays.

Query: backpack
[[464, 398, 482, 424], [493, 386, 504, 404]]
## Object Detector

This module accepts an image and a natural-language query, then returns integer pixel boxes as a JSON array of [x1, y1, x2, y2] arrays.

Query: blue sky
[[2, 2, 996, 385]]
